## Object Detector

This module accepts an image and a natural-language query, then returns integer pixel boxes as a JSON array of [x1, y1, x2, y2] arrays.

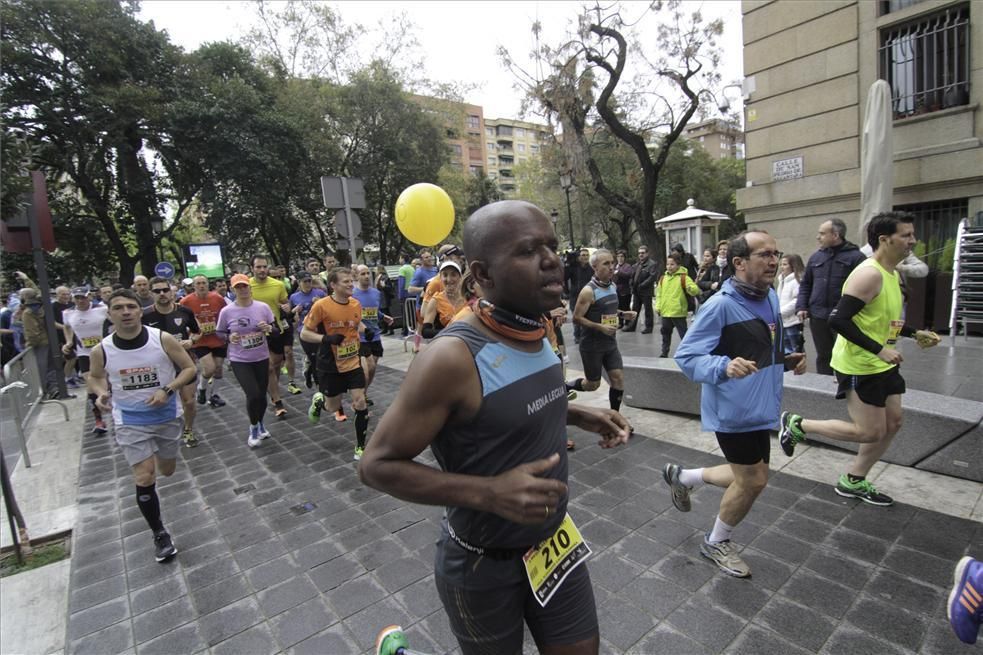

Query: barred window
[[879, 5, 970, 119], [894, 199, 968, 270]]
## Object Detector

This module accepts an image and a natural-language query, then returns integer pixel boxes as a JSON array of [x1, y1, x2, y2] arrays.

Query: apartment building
[[684, 118, 745, 160], [736, 0, 982, 265], [483, 117, 550, 196]]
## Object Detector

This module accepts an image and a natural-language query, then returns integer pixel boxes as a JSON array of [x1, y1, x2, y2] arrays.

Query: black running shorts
[[191, 345, 228, 360], [434, 527, 598, 653], [834, 366, 906, 408], [358, 340, 384, 359], [579, 345, 623, 382], [318, 367, 366, 398], [716, 429, 771, 465]]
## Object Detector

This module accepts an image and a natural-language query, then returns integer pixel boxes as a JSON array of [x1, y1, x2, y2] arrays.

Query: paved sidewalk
[[53, 341, 979, 655]]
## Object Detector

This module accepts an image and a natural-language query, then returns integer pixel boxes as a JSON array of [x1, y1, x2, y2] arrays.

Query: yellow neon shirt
[[830, 259, 903, 375], [249, 276, 288, 323]]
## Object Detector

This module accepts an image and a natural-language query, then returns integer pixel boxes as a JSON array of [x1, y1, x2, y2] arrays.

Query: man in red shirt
[[180, 275, 229, 411]]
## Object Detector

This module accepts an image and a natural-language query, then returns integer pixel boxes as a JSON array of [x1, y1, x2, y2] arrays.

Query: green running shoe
[[308, 392, 325, 424], [779, 411, 805, 456], [834, 474, 893, 506]]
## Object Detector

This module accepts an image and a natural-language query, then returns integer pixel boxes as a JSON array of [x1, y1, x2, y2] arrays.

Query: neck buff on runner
[[472, 299, 546, 342], [591, 276, 612, 288], [717, 255, 728, 268], [730, 277, 769, 301]]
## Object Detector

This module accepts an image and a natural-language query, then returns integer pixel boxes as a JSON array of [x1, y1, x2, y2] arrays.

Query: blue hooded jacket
[[675, 278, 786, 433]]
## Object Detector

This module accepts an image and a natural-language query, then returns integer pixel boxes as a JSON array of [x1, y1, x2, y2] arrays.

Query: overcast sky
[[138, 1, 744, 120]]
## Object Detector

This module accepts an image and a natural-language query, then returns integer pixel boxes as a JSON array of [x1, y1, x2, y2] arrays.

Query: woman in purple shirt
[[216, 274, 274, 448]]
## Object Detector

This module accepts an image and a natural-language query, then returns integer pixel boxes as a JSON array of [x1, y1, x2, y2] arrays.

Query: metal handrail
[[1, 347, 70, 467]]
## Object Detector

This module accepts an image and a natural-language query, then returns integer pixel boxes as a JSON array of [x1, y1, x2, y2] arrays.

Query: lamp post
[[559, 171, 575, 248]]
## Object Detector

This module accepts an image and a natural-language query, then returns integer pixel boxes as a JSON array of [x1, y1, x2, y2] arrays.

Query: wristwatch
[[163, 386, 175, 397]]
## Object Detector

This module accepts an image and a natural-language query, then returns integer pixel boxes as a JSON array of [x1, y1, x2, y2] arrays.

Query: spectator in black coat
[[624, 245, 660, 333], [795, 218, 866, 375]]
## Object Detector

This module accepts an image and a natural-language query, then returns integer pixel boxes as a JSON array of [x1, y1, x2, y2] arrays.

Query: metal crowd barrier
[[1, 347, 69, 468]]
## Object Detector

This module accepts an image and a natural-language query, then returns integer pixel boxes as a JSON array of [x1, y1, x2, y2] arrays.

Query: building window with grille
[[879, 4, 970, 120], [894, 198, 968, 270], [467, 115, 481, 129]]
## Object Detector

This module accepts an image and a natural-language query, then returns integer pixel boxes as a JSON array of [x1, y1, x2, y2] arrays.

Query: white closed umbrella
[[860, 80, 893, 232], [860, 80, 927, 276]]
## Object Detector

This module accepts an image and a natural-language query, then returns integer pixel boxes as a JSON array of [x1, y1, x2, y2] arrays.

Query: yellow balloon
[[395, 183, 455, 247]]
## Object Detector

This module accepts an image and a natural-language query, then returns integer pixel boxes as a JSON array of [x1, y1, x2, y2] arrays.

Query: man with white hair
[[568, 249, 636, 414], [132, 275, 155, 308]]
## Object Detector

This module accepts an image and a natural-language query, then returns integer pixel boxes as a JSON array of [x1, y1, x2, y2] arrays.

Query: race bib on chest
[[81, 335, 101, 348], [887, 319, 904, 345], [335, 339, 359, 360], [240, 332, 265, 349], [362, 307, 378, 320], [601, 314, 618, 327], [119, 366, 160, 391], [198, 320, 216, 335], [522, 514, 591, 607]]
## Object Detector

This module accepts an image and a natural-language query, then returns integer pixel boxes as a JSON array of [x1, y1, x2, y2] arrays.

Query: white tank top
[[65, 305, 108, 356], [101, 327, 181, 425]]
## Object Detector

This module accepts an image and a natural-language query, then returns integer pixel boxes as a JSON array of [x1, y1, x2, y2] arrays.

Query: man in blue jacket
[[662, 231, 806, 578], [795, 219, 866, 374]]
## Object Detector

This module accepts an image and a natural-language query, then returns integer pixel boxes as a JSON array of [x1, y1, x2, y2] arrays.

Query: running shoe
[[567, 390, 577, 401], [182, 428, 198, 448], [834, 474, 893, 506], [153, 529, 177, 562], [257, 422, 271, 440], [376, 625, 409, 655], [700, 535, 750, 578], [65, 377, 79, 389], [662, 463, 691, 512], [92, 418, 108, 435], [948, 556, 982, 645], [281, 365, 289, 375], [196, 387, 207, 405], [247, 425, 262, 448], [779, 411, 806, 457], [308, 392, 325, 424], [287, 381, 302, 395], [335, 409, 347, 422], [208, 394, 226, 407], [274, 402, 288, 420], [353, 446, 364, 461], [303, 364, 314, 389], [366, 397, 374, 407]]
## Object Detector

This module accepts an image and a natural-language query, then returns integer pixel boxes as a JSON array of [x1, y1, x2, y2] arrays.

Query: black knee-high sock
[[88, 392, 102, 420], [136, 483, 163, 533], [566, 378, 585, 393], [355, 409, 369, 449], [609, 388, 624, 412]]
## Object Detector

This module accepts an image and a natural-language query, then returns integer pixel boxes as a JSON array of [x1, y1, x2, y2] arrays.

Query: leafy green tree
[[1, 0, 196, 284], [502, 1, 726, 260]]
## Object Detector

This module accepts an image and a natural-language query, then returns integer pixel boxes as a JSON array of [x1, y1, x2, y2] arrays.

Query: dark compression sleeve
[[828, 294, 883, 355]]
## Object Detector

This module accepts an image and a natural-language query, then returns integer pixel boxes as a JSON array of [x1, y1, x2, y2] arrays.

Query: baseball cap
[[71, 286, 90, 297], [296, 271, 312, 281], [230, 273, 250, 288], [438, 260, 462, 274], [182, 277, 193, 286]]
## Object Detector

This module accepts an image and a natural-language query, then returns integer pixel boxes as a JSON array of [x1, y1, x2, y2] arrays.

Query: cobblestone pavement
[[65, 363, 981, 655]]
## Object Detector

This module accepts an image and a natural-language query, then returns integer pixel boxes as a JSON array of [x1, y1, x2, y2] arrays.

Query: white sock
[[708, 516, 735, 543], [679, 468, 705, 488], [197, 375, 208, 391]]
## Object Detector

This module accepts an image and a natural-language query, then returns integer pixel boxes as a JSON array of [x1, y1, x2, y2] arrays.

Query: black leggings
[[231, 359, 269, 425]]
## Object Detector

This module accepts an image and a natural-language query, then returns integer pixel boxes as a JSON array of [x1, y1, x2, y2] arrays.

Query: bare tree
[[502, 1, 724, 255]]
